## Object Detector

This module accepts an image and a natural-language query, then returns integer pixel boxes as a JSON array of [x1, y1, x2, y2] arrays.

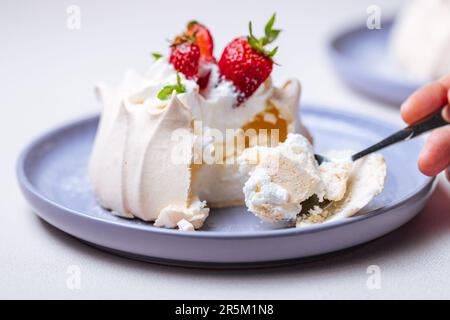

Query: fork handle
[[351, 106, 449, 162]]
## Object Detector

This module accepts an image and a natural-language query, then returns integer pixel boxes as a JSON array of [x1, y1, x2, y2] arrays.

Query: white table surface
[[1, 0, 449, 299]]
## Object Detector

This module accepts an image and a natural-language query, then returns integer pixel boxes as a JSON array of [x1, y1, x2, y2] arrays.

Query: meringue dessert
[[90, 15, 310, 230], [90, 15, 386, 231], [239, 134, 386, 227], [390, 0, 450, 80]]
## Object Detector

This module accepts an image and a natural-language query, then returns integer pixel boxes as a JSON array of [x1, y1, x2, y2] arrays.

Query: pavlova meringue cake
[[90, 14, 386, 231], [390, 0, 450, 80], [90, 15, 310, 230]]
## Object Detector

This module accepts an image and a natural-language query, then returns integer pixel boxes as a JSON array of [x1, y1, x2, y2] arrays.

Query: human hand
[[401, 75, 450, 181]]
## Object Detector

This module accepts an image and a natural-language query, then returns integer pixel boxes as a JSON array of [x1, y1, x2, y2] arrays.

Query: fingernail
[[442, 105, 450, 122]]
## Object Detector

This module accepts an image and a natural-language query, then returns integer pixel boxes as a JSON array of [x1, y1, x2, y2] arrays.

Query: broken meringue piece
[[297, 152, 387, 227], [155, 198, 209, 230], [239, 134, 325, 221], [239, 133, 386, 226], [177, 219, 195, 232]]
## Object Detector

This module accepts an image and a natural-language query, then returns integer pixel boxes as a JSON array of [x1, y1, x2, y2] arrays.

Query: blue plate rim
[[16, 105, 435, 240]]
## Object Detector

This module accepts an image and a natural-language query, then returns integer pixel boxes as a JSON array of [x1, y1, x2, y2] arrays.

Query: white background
[[1, 0, 449, 299]]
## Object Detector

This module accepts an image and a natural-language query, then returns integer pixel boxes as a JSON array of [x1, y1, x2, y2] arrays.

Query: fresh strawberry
[[186, 21, 214, 62], [185, 21, 215, 89], [169, 40, 201, 80], [218, 14, 280, 104], [169, 21, 215, 86], [218, 38, 273, 103]]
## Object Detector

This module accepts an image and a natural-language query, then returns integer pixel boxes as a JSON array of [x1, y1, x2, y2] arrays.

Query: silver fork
[[315, 107, 449, 165]]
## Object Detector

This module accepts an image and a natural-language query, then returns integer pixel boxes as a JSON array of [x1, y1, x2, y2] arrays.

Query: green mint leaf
[[176, 73, 183, 87], [175, 73, 187, 93], [151, 53, 162, 60], [157, 73, 186, 100], [157, 86, 176, 100]]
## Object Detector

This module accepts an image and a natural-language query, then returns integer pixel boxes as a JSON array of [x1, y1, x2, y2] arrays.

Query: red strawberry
[[169, 21, 215, 87], [185, 21, 215, 89], [218, 14, 280, 104], [169, 40, 200, 80], [219, 38, 273, 103], [186, 21, 214, 62]]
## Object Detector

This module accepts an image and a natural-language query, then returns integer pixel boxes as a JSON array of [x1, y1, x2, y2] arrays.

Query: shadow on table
[[36, 180, 450, 278]]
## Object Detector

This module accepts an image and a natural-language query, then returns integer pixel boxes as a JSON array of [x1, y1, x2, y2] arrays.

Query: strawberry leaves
[[264, 14, 281, 44], [157, 73, 186, 100], [171, 33, 197, 47], [247, 13, 281, 59]]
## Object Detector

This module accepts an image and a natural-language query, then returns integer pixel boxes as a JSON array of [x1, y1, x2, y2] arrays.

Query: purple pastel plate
[[328, 19, 425, 105], [16, 105, 435, 268]]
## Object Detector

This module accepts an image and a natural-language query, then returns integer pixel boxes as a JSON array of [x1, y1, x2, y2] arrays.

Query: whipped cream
[[390, 0, 450, 80]]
